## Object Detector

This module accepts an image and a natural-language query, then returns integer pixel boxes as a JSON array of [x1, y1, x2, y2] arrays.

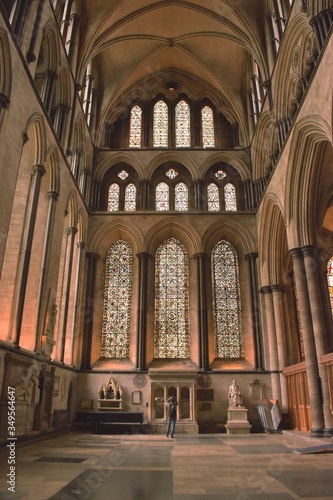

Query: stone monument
[[225, 380, 252, 434]]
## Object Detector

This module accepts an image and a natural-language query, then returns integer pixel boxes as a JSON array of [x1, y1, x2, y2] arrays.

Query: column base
[[310, 428, 323, 437], [323, 428, 333, 437]]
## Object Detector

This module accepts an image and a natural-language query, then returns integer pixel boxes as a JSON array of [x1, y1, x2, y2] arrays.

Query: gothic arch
[[0, 27, 12, 111], [94, 154, 146, 182], [89, 218, 143, 257], [145, 217, 201, 256], [202, 218, 256, 257], [147, 153, 198, 181], [199, 152, 250, 181], [252, 111, 277, 181], [286, 115, 332, 247]]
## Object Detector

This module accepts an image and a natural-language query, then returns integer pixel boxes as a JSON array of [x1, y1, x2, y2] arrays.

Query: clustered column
[[195, 253, 209, 371], [136, 253, 150, 370]]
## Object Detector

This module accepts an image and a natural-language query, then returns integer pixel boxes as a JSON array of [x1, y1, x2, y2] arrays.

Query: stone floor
[[1, 430, 333, 499]]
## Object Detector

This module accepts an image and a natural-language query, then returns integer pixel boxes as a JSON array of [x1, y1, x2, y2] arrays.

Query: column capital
[[244, 252, 258, 261], [48, 190, 59, 200], [33, 164, 46, 176], [67, 226, 78, 236], [260, 285, 272, 295], [289, 247, 303, 260], [270, 284, 284, 293], [301, 244, 320, 258], [77, 241, 85, 250], [136, 252, 151, 259], [193, 252, 208, 260]]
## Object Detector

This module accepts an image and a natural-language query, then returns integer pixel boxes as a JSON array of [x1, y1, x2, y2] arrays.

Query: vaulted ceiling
[[78, 0, 268, 137]]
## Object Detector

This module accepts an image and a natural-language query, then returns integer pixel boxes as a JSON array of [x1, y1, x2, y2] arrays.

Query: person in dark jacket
[[165, 396, 178, 438]]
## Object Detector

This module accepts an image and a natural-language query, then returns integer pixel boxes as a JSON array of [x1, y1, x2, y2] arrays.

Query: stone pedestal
[[225, 406, 252, 434]]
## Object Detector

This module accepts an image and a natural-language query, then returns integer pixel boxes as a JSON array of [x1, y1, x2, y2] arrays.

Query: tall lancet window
[[224, 183, 237, 211], [175, 182, 188, 211], [129, 105, 142, 147], [211, 240, 243, 358], [175, 100, 191, 147], [108, 183, 120, 211], [156, 182, 169, 211], [207, 183, 219, 211], [102, 241, 132, 358], [124, 183, 136, 211], [201, 106, 215, 148], [153, 100, 168, 147], [154, 238, 190, 358]]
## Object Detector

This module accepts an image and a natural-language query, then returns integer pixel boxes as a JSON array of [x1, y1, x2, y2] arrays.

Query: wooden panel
[[283, 363, 311, 432]]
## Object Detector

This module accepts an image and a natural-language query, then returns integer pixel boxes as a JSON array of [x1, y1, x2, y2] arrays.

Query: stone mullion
[[302, 245, 333, 436], [290, 248, 324, 436], [195, 253, 209, 371], [194, 179, 204, 211], [12, 164, 46, 346], [136, 253, 150, 370], [34, 190, 59, 353]]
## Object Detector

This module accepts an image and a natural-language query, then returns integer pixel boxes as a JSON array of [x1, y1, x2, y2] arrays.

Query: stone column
[[302, 245, 333, 436], [58, 226, 77, 362], [245, 253, 263, 370], [41, 71, 57, 115], [290, 248, 324, 436], [26, 0, 46, 63], [13, 164, 46, 346], [271, 284, 288, 413], [260, 286, 281, 402], [53, 104, 69, 143], [194, 180, 204, 211], [34, 190, 58, 352], [70, 241, 85, 367], [139, 180, 150, 210], [81, 253, 99, 369], [195, 253, 209, 371], [66, 12, 80, 64], [242, 179, 252, 211], [136, 253, 150, 370]]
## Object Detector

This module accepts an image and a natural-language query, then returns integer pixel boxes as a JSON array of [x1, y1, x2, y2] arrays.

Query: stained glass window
[[201, 106, 215, 148], [175, 182, 188, 211], [211, 240, 243, 358], [118, 170, 129, 180], [154, 238, 190, 358], [215, 170, 226, 180], [166, 168, 178, 180], [327, 257, 333, 317], [124, 183, 136, 211], [102, 240, 132, 358], [224, 183, 237, 211], [175, 100, 191, 148], [153, 100, 168, 147], [207, 183, 220, 211], [108, 183, 120, 211], [156, 182, 169, 211], [129, 105, 142, 148]]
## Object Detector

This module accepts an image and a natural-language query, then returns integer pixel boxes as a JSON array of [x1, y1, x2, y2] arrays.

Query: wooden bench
[[75, 411, 144, 434]]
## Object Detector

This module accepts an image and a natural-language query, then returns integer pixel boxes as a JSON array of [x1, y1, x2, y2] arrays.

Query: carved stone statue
[[228, 379, 243, 407]]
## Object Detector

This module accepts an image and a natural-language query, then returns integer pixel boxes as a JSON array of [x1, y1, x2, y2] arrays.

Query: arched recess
[[200, 152, 250, 182], [0, 114, 47, 346], [286, 116, 332, 248], [272, 13, 316, 121], [94, 154, 146, 183], [0, 28, 12, 129], [252, 111, 278, 181], [146, 153, 198, 181], [87, 219, 144, 367], [54, 190, 79, 364], [202, 218, 257, 368]]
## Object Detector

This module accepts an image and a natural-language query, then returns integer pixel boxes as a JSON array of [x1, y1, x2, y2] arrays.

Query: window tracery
[[129, 105, 142, 148], [102, 240, 132, 358], [207, 183, 220, 211], [154, 238, 190, 358], [156, 182, 169, 211], [224, 183, 237, 211], [108, 183, 120, 211], [153, 100, 168, 147], [211, 240, 243, 358], [175, 100, 191, 148], [201, 106, 215, 148]]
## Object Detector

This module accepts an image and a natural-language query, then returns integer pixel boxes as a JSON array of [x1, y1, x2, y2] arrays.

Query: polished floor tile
[[1, 431, 333, 499]]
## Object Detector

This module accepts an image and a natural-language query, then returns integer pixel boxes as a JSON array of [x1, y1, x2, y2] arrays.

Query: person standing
[[165, 396, 178, 438]]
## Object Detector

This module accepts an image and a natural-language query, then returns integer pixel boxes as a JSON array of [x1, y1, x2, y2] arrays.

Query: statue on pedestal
[[228, 379, 243, 407]]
